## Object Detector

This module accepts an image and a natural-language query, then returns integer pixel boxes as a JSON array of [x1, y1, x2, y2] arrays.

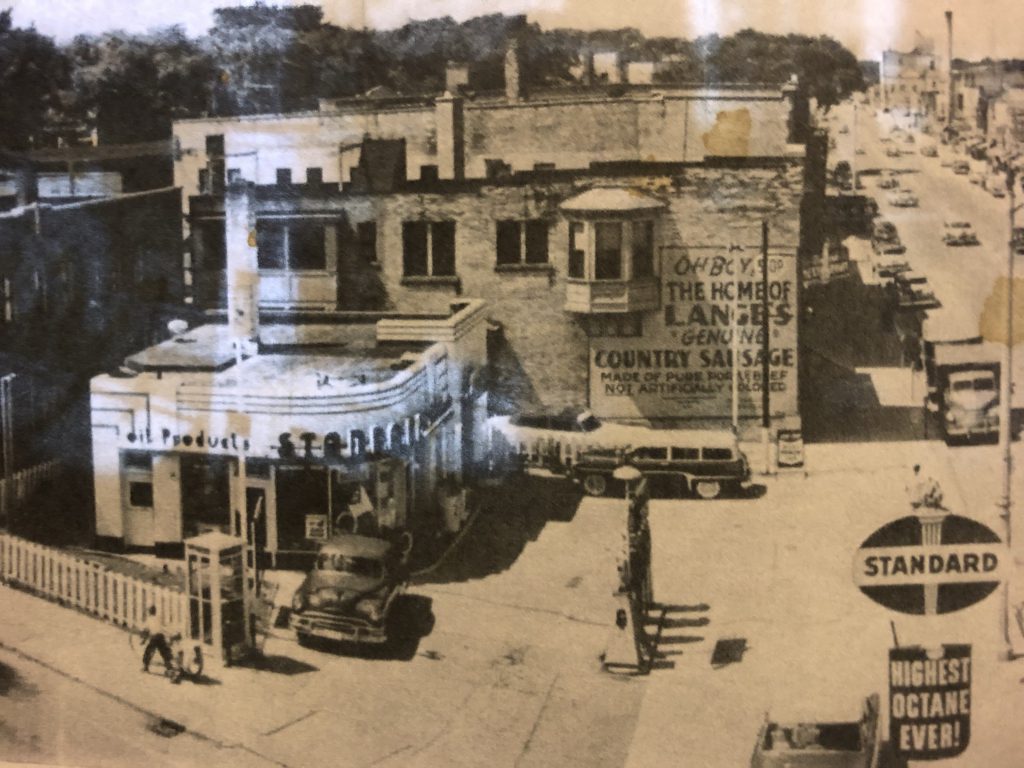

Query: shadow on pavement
[[414, 475, 582, 585], [236, 654, 318, 676]]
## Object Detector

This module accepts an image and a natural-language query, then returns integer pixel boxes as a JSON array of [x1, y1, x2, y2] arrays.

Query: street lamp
[[613, 464, 643, 500]]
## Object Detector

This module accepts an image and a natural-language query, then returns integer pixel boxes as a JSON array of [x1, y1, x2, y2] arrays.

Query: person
[[141, 606, 173, 673]]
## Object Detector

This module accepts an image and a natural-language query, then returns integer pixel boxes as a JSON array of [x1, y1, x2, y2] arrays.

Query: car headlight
[[355, 598, 383, 623], [291, 592, 306, 612]]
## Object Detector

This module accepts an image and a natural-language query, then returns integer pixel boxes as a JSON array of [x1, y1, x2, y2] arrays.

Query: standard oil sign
[[853, 514, 1003, 615], [889, 645, 972, 761]]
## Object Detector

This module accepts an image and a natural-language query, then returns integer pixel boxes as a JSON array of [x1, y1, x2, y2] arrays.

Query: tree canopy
[[0, 6, 866, 147]]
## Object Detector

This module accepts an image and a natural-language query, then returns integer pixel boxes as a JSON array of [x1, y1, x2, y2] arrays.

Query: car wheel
[[582, 473, 607, 497], [694, 480, 722, 500]]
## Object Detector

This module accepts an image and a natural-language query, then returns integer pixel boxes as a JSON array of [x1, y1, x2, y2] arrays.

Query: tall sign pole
[[761, 220, 772, 473], [1003, 168, 1019, 657]]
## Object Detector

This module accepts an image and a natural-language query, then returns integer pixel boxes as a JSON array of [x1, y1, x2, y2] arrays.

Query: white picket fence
[[0, 460, 62, 518], [0, 534, 188, 635]]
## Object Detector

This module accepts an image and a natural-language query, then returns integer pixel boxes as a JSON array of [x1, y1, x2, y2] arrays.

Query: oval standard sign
[[854, 514, 1003, 615]]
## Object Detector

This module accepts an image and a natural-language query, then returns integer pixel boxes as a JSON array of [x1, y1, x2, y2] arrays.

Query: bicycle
[[129, 629, 204, 684]]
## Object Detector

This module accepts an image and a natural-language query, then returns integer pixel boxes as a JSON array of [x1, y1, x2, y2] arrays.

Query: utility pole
[[0, 374, 14, 527], [1003, 167, 1020, 658], [761, 220, 773, 474]]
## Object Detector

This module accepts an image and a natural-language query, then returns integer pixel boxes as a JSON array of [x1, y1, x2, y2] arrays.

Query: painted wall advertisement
[[889, 644, 972, 760], [589, 244, 798, 421]]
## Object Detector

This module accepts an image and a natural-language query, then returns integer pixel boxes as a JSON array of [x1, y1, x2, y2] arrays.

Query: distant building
[[879, 47, 946, 119], [592, 51, 624, 84]]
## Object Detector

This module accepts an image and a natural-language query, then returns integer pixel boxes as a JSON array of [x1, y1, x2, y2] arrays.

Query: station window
[[496, 220, 549, 266], [594, 222, 623, 279], [276, 168, 292, 185], [402, 221, 456, 277], [306, 167, 323, 185], [257, 221, 326, 270], [632, 221, 655, 278], [568, 222, 586, 278], [357, 222, 378, 264]]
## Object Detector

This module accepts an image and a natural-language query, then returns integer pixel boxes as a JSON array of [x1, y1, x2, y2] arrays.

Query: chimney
[[225, 179, 260, 359], [435, 93, 465, 181], [445, 61, 470, 94], [946, 10, 954, 125], [505, 40, 522, 102]]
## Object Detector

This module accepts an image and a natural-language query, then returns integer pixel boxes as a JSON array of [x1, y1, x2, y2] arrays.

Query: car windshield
[[951, 380, 973, 392], [974, 378, 996, 391], [317, 553, 384, 578]]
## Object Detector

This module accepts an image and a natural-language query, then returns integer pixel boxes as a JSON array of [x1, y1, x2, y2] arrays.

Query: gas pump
[[184, 532, 255, 665]]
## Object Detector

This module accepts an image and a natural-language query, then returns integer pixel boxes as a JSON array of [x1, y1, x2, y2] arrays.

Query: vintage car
[[750, 694, 881, 768], [571, 429, 751, 500], [920, 144, 938, 157], [290, 534, 410, 647], [890, 270, 940, 310], [942, 220, 980, 246], [877, 173, 899, 190], [870, 220, 906, 255], [1012, 226, 1024, 255], [952, 161, 970, 175], [873, 259, 911, 279], [885, 146, 903, 159], [888, 188, 918, 207]]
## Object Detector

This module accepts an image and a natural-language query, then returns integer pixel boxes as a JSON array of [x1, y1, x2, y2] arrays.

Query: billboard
[[590, 243, 798, 421], [889, 644, 972, 760]]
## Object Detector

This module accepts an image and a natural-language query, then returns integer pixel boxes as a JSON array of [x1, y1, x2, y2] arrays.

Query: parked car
[[1012, 226, 1024, 256], [903, 133, 916, 144], [877, 173, 900, 190], [942, 221, 980, 246], [571, 429, 751, 500], [885, 146, 902, 159], [890, 270, 940, 310], [985, 175, 1007, 197], [874, 259, 911, 279], [888, 189, 918, 207], [290, 533, 411, 647], [968, 170, 985, 185], [871, 219, 906, 254], [920, 145, 938, 157], [952, 161, 970, 175]]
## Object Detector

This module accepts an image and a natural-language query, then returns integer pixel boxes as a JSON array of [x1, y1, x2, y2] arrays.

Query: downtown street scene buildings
[[1, 5, 1023, 768]]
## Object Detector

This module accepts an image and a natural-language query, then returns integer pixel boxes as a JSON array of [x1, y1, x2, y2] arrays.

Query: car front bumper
[[291, 612, 388, 644]]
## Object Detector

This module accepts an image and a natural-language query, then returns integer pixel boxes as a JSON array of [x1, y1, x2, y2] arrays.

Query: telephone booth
[[184, 532, 254, 665]]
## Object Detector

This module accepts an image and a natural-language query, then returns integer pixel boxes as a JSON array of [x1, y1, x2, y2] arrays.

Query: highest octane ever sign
[[589, 244, 798, 421], [853, 513, 1003, 615], [889, 645, 972, 761]]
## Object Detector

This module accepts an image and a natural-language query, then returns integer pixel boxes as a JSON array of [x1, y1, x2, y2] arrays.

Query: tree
[[0, 9, 68, 149], [65, 26, 214, 143]]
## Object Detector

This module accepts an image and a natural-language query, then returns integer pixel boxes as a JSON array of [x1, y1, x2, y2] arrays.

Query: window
[[584, 315, 642, 337], [632, 220, 655, 277], [128, 481, 154, 508], [671, 447, 699, 460], [402, 221, 456, 277], [495, 220, 549, 266], [702, 448, 734, 461], [633, 447, 667, 460], [195, 221, 226, 270], [276, 168, 292, 185], [357, 222, 378, 264], [306, 167, 323, 185], [594, 222, 623, 280], [257, 221, 326, 270], [568, 222, 585, 278]]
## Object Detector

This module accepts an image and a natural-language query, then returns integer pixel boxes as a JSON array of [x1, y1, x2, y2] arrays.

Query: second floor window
[[357, 222, 378, 264], [594, 222, 623, 280], [257, 221, 326, 270], [402, 221, 456, 277], [496, 220, 549, 266]]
